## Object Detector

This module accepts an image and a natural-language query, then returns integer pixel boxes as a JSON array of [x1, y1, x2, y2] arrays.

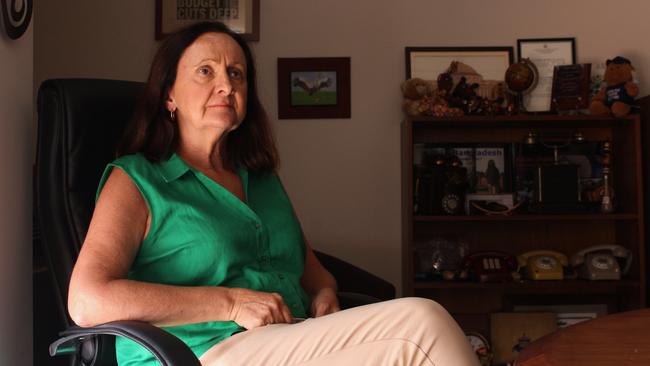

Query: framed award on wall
[[517, 38, 576, 112]]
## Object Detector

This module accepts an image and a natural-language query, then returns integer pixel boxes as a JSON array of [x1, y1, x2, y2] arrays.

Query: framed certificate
[[517, 38, 576, 112]]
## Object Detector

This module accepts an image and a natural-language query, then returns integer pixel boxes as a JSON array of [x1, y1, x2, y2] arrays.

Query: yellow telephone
[[518, 250, 568, 280]]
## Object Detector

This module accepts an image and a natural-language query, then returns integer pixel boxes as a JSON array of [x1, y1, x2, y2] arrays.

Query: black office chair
[[35, 78, 395, 365]]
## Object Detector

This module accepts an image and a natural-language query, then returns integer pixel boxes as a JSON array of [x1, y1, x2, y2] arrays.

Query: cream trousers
[[199, 297, 479, 366]]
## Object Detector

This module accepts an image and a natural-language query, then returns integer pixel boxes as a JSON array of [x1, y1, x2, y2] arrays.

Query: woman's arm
[[300, 242, 340, 317], [68, 168, 292, 329]]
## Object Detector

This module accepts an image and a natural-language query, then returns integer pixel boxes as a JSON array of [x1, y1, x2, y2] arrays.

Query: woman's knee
[[394, 297, 448, 316], [390, 297, 457, 328]]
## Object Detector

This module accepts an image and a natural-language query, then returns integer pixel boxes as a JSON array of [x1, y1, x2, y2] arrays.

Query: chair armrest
[[337, 291, 382, 309], [50, 320, 200, 366], [314, 250, 396, 301], [50, 298, 377, 364]]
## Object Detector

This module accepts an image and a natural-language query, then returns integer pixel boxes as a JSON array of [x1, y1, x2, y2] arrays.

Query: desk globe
[[505, 58, 538, 112]]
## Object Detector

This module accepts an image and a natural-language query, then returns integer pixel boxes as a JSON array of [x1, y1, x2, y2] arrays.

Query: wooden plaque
[[551, 64, 591, 112]]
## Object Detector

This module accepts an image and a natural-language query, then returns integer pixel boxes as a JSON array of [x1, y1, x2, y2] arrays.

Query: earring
[[170, 109, 176, 122]]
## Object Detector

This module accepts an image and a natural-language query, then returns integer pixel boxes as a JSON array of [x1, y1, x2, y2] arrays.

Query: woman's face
[[167, 32, 248, 135]]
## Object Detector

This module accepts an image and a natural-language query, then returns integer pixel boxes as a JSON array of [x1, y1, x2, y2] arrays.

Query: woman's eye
[[228, 68, 244, 80], [198, 66, 212, 76]]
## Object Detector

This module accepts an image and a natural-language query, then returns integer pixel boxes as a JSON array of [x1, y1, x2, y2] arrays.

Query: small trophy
[[600, 141, 613, 213]]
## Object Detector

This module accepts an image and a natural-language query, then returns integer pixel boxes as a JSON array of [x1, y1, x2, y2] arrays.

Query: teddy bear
[[401, 77, 465, 117], [589, 56, 639, 117], [401, 77, 436, 116]]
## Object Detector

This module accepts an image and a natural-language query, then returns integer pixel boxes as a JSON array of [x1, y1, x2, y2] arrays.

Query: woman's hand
[[310, 287, 340, 317], [227, 288, 293, 329]]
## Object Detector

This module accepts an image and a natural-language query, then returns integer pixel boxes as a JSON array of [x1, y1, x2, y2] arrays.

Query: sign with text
[[155, 0, 259, 41]]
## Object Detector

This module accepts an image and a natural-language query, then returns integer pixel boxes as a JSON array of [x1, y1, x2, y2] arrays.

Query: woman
[[68, 21, 478, 366]]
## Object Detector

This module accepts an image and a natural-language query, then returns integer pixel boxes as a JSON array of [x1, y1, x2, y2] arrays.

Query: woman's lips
[[207, 103, 234, 109]]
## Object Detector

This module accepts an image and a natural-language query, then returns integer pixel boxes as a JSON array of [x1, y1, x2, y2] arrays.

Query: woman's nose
[[215, 69, 234, 95]]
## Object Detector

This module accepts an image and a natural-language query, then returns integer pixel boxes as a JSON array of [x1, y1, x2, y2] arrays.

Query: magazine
[[475, 147, 505, 194]]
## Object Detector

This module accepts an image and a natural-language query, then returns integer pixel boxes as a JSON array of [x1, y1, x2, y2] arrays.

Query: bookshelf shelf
[[412, 279, 640, 292], [413, 213, 639, 222]]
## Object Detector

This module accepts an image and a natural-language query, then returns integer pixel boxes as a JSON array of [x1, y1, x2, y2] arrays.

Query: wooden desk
[[515, 308, 650, 366]]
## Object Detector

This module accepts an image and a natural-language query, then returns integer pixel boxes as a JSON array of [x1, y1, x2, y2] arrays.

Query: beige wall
[[1, 16, 33, 365], [35, 0, 650, 293]]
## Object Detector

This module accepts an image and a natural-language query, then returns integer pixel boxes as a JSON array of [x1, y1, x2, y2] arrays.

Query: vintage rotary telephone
[[571, 244, 632, 280], [518, 250, 568, 280], [463, 251, 518, 283], [414, 152, 470, 215]]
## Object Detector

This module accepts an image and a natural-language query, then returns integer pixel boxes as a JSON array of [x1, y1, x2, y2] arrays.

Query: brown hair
[[119, 21, 278, 172]]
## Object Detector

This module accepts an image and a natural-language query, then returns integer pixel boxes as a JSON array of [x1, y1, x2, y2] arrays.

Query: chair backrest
[[35, 79, 396, 366], [36, 78, 144, 327]]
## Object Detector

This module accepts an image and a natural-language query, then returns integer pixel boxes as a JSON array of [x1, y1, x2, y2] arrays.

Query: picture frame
[[405, 47, 513, 81], [490, 312, 557, 364], [465, 193, 516, 216], [517, 38, 576, 112], [513, 303, 607, 328], [277, 57, 351, 119], [155, 0, 260, 41]]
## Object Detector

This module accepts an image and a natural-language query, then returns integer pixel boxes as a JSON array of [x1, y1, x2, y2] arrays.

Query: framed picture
[[490, 312, 558, 364], [514, 303, 607, 328], [277, 57, 351, 119], [517, 38, 576, 112], [405, 47, 513, 81], [155, 0, 260, 41]]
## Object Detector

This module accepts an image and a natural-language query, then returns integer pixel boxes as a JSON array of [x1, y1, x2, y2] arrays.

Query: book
[[450, 147, 475, 190], [474, 146, 505, 194]]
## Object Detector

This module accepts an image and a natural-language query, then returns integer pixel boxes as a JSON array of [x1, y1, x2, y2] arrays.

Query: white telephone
[[571, 244, 632, 280]]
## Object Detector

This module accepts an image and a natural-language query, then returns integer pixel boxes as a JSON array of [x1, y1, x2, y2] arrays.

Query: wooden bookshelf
[[401, 114, 646, 335]]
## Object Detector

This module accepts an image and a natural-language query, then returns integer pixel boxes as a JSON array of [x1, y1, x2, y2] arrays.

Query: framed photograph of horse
[[277, 57, 351, 119]]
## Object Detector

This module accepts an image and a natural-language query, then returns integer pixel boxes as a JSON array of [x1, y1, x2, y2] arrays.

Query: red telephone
[[463, 251, 518, 282]]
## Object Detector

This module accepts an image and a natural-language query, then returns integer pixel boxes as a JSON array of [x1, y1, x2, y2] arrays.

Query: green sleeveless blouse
[[96, 153, 309, 366]]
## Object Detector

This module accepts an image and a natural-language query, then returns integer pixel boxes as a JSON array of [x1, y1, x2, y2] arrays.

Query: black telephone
[[571, 244, 632, 280], [414, 153, 469, 215]]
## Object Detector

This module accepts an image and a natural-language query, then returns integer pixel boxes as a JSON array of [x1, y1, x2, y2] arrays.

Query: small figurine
[[485, 160, 501, 194], [431, 72, 464, 117], [590, 56, 639, 117], [437, 72, 454, 98], [450, 77, 481, 113]]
